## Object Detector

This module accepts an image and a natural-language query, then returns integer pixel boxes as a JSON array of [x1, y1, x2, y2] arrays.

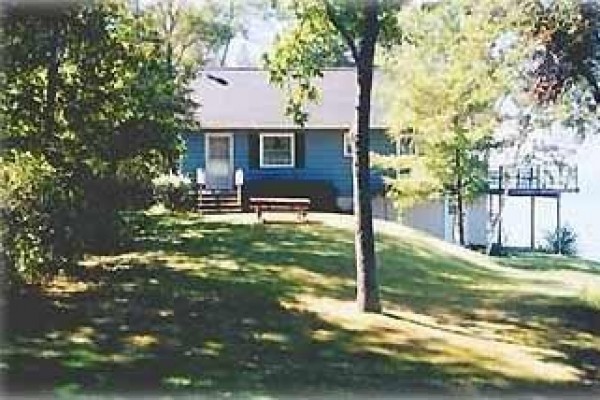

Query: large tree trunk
[[352, 0, 381, 313]]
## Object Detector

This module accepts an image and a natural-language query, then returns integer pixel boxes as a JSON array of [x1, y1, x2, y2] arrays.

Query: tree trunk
[[42, 17, 62, 166], [219, 0, 235, 66], [44, 25, 60, 136], [455, 150, 465, 246], [456, 191, 465, 246], [352, 0, 381, 313], [167, 40, 174, 78]]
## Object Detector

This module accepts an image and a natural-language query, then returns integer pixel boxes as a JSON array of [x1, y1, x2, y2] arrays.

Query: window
[[343, 131, 353, 157], [260, 133, 295, 168], [396, 136, 416, 156]]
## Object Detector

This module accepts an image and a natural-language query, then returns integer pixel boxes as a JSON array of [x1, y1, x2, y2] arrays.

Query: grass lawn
[[3, 211, 600, 397]]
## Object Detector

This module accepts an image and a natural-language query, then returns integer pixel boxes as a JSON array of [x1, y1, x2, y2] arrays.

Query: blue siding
[[181, 129, 394, 197], [234, 132, 248, 169], [181, 132, 204, 173], [240, 130, 354, 196]]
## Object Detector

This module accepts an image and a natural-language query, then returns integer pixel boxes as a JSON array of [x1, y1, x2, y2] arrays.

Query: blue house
[[180, 67, 398, 213], [179, 67, 491, 245]]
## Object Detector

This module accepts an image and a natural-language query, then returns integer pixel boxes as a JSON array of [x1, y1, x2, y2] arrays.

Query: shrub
[[543, 225, 578, 256], [0, 152, 79, 283], [115, 153, 166, 210], [151, 172, 195, 211], [75, 176, 132, 254]]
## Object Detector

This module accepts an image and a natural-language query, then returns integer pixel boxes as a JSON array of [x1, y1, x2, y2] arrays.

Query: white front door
[[205, 133, 233, 189]]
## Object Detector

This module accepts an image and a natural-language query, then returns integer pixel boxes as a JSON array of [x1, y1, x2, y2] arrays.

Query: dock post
[[530, 196, 536, 250], [497, 166, 504, 250], [556, 193, 562, 254]]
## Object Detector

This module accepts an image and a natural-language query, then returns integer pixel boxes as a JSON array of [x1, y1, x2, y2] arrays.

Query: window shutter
[[248, 133, 259, 169], [295, 132, 305, 168]]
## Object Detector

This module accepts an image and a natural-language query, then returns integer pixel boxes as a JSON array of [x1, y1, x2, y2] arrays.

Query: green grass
[[498, 252, 600, 273], [3, 212, 600, 397]]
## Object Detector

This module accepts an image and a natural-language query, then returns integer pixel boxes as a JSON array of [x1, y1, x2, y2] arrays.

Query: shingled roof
[[190, 67, 388, 130]]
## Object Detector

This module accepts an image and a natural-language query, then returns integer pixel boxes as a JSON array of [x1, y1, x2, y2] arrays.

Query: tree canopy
[[377, 0, 599, 244], [1, 0, 197, 282], [145, 0, 238, 71], [264, 0, 401, 125], [378, 0, 521, 244]]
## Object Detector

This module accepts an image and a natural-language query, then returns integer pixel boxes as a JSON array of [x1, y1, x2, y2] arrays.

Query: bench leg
[[256, 207, 264, 223], [296, 209, 307, 223]]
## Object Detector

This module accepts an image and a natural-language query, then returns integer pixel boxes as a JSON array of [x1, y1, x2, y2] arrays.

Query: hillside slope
[[4, 212, 600, 396]]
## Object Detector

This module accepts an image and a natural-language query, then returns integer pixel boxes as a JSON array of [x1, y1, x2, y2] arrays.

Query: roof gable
[[190, 68, 388, 130]]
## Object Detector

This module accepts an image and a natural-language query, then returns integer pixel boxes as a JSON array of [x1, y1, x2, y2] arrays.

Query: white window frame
[[343, 131, 353, 158], [259, 132, 295, 168], [396, 135, 416, 157]]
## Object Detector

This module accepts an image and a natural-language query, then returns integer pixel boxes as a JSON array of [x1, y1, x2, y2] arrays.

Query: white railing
[[235, 168, 244, 205]]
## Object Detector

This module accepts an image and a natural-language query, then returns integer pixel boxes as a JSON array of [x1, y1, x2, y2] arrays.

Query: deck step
[[200, 208, 243, 214], [200, 189, 237, 196], [197, 189, 242, 213], [199, 193, 238, 198], [199, 204, 243, 212], [198, 197, 239, 204], [198, 202, 241, 208]]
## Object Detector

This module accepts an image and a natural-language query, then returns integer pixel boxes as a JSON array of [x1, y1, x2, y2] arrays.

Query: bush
[[115, 153, 167, 210], [543, 225, 578, 256], [151, 172, 195, 211], [75, 176, 132, 254], [0, 152, 80, 283]]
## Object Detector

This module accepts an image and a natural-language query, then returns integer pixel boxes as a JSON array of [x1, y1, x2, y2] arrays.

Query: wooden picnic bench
[[249, 197, 311, 223]]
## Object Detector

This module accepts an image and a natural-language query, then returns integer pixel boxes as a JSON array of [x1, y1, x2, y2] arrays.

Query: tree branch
[[323, 0, 359, 61], [578, 63, 600, 103], [174, 36, 197, 65]]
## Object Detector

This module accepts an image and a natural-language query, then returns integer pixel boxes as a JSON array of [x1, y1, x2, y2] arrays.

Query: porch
[[193, 166, 338, 213]]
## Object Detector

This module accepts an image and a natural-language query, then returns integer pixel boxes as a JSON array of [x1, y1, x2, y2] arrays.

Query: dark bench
[[243, 180, 336, 211], [249, 197, 311, 223]]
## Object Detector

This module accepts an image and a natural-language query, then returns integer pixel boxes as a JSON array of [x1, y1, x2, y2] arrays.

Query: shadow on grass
[[499, 293, 600, 385], [5, 263, 494, 396], [3, 212, 599, 396]]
